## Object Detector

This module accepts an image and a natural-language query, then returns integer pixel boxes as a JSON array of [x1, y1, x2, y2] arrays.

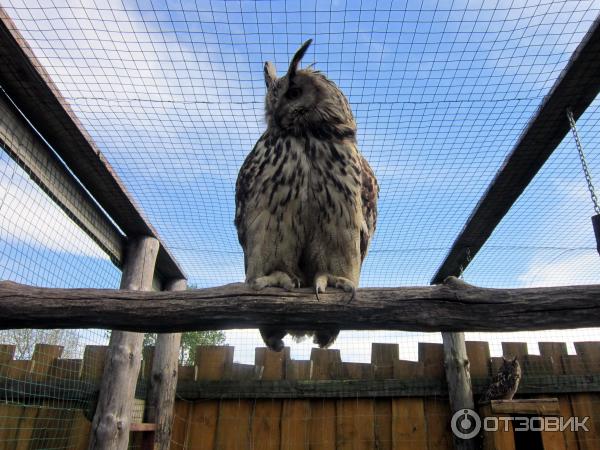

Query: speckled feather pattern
[[481, 358, 522, 402], [234, 40, 379, 351]]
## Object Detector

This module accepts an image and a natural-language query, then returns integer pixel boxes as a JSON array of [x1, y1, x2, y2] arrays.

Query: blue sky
[[2, 0, 600, 362]]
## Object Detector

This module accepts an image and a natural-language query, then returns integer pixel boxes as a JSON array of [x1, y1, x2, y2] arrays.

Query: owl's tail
[[259, 329, 340, 352]]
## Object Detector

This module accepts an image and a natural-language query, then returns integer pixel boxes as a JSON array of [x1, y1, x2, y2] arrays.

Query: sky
[[1, 0, 600, 363]]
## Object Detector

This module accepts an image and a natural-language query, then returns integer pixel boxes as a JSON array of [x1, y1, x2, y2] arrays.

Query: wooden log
[[442, 331, 476, 450], [144, 278, 187, 450], [2, 277, 600, 332], [88, 236, 160, 450]]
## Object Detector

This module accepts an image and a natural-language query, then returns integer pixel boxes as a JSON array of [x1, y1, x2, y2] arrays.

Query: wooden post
[[144, 278, 187, 450], [442, 331, 477, 450], [88, 236, 159, 450]]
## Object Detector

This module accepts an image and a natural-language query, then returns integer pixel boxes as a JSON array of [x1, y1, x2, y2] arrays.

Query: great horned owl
[[235, 39, 379, 352], [481, 356, 521, 402]]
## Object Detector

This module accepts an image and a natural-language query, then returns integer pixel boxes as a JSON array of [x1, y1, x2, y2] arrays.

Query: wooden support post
[[443, 331, 477, 450], [144, 278, 187, 450], [88, 236, 160, 450]]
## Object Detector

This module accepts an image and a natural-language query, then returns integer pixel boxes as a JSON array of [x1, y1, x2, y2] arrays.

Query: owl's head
[[263, 39, 356, 138], [501, 356, 521, 378]]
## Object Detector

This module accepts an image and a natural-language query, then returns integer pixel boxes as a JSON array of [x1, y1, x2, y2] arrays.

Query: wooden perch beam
[[1, 278, 600, 332]]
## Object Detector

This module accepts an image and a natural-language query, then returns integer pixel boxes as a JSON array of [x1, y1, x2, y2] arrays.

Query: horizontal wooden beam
[[1, 277, 600, 332], [489, 399, 561, 416], [0, 7, 184, 281], [432, 16, 600, 283], [0, 91, 124, 265], [1, 375, 598, 402], [129, 423, 157, 432]]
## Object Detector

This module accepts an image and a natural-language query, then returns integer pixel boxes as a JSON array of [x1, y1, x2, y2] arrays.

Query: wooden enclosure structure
[[1, 340, 600, 450], [0, 4, 600, 450]]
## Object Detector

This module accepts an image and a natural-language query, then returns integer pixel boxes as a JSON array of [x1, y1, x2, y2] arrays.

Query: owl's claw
[[250, 271, 297, 291], [313, 273, 355, 303], [346, 286, 356, 304], [314, 274, 328, 301]]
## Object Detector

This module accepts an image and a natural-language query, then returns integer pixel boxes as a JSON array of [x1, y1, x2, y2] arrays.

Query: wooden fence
[[1, 340, 600, 450]]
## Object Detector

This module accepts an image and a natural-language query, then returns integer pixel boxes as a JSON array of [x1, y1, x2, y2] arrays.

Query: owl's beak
[[287, 39, 313, 79]]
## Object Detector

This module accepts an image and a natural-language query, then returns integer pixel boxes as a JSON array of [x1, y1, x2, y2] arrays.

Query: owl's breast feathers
[[235, 131, 378, 262], [482, 368, 521, 401]]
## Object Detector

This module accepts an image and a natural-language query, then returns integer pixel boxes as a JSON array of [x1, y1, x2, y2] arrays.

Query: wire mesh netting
[[1, 1, 600, 449], [3, 0, 600, 289]]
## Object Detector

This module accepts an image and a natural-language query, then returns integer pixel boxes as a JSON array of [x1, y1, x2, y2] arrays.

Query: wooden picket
[[1, 341, 600, 450]]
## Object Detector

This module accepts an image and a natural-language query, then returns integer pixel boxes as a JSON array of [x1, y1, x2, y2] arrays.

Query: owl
[[480, 356, 521, 403], [235, 39, 379, 352]]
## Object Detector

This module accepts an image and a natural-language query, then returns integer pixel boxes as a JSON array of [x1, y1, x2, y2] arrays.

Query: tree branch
[[1, 278, 599, 332]]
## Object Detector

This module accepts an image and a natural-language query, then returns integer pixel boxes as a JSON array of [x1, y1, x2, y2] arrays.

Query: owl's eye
[[286, 87, 302, 99]]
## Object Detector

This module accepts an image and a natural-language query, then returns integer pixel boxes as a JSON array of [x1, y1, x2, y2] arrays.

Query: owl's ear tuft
[[264, 61, 277, 88], [287, 39, 312, 79]]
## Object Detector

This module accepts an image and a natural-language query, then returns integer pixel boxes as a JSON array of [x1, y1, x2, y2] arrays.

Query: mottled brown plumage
[[480, 356, 521, 403], [235, 40, 379, 351]]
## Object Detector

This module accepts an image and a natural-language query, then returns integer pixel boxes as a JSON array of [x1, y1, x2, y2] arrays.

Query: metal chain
[[567, 108, 600, 215]]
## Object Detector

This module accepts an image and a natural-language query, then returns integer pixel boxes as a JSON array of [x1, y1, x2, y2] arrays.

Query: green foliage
[[143, 330, 225, 365]]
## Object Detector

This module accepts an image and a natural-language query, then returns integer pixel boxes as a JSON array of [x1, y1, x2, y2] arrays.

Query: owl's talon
[[314, 274, 328, 301], [314, 273, 355, 302], [346, 286, 356, 304]]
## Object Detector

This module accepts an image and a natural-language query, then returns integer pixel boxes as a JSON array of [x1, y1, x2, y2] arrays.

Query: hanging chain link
[[567, 108, 600, 215]]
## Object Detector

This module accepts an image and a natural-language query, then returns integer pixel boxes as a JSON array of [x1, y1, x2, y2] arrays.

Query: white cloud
[[0, 157, 111, 259], [517, 249, 600, 287]]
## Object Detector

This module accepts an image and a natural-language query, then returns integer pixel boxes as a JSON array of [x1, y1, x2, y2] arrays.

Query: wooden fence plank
[[419, 343, 453, 450], [392, 355, 426, 450], [170, 365, 195, 450], [27, 344, 66, 450], [309, 348, 341, 450], [187, 346, 233, 450], [67, 346, 107, 450], [372, 343, 397, 450], [336, 398, 375, 450], [481, 404, 516, 450], [466, 341, 489, 449], [215, 399, 252, 450], [251, 348, 287, 450], [282, 358, 311, 450], [0, 345, 16, 450], [342, 363, 372, 380], [539, 342, 573, 450], [465, 341, 490, 379], [572, 342, 600, 450]]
